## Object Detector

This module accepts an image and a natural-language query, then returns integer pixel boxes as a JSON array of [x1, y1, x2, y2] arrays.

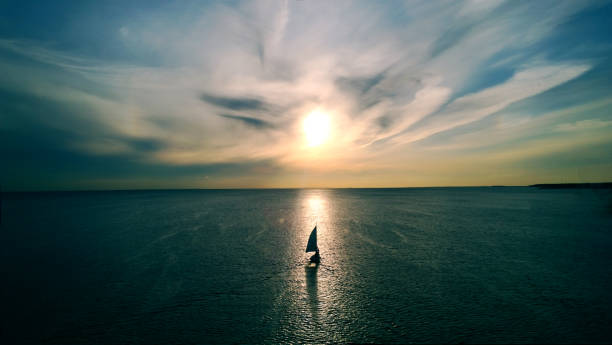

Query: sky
[[1, 0, 611, 190]]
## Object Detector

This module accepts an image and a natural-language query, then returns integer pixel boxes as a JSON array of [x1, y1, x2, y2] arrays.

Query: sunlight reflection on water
[[286, 189, 358, 343]]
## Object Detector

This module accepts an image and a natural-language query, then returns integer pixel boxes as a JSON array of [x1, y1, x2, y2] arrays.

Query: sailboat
[[306, 225, 320, 264]]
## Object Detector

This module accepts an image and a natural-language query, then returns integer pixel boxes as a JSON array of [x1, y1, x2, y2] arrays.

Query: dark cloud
[[376, 115, 393, 129], [335, 72, 389, 113], [0, 123, 281, 190], [255, 33, 265, 67], [124, 137, 167, 152], [0, 87, 111, 137], [146, 115, 181, 130], [200, 93, 267, 111], [0, 87, 175, 191], [336, 71, 423, 114], [0, 88, 166, 155], [218, 114, 275, 130], [336, 72, 385, 96]]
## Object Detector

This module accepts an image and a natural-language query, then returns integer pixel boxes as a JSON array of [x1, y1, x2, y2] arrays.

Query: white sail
[[305, 226, 318, 252]]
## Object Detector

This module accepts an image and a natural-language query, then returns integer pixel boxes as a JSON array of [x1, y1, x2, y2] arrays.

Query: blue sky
[[1, 0, 611, 190]]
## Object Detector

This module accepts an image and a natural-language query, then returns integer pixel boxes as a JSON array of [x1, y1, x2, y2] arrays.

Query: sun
[[303, 110, 331, 147]]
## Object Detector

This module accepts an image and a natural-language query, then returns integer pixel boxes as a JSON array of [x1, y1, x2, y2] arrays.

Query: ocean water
[[1, 187, 612, 344]]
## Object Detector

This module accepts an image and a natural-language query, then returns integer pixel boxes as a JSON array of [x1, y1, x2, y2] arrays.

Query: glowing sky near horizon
[[0, 0, 611, 190]]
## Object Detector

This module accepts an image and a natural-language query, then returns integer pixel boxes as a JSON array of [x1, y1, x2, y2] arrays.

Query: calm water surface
[[2, 188, 612, 343]]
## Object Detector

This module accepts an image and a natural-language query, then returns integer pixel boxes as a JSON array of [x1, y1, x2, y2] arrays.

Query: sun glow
[[303, 110, 331, 147]]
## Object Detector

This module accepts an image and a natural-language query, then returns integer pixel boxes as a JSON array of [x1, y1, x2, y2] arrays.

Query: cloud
[[336, 72, 386, 97], [218, 114, 275, 129], [392, 63, 591, 145], [555, 119, 612, 132], [200, 93, 268, 111]]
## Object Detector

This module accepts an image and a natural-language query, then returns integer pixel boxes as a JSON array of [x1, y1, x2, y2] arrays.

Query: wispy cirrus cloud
[[391, 63, 591, 145], [555, 119, 612, 132]]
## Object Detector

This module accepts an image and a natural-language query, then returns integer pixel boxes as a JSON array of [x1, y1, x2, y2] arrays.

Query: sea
[[1, 187, 611, 344]]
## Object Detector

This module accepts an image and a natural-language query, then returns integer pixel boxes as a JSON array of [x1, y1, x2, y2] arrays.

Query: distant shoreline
[[529, 183, 612, 189]]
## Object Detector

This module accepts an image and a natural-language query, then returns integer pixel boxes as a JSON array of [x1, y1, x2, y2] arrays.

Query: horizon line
[[2, 182, 611, 193]]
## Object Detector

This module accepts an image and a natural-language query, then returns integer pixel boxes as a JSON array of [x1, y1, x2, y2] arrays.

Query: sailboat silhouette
[[306, 225, 320, 264]]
